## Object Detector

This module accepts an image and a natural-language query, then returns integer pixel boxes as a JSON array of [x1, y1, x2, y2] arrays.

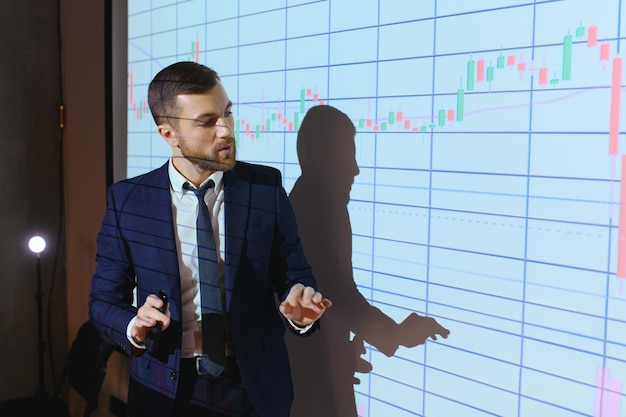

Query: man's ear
[[158, 124, 179, 147]]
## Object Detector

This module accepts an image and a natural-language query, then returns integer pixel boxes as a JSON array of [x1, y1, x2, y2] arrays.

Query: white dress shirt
[[168, 159, 226, 358]]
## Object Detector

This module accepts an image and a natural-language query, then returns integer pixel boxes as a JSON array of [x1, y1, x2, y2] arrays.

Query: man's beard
[[179, 143, 237, 172]]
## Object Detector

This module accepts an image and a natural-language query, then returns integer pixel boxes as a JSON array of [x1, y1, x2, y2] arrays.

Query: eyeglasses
[[154, 114, 234, 130]]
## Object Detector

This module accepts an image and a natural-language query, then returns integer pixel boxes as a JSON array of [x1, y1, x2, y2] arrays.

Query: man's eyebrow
[[194, 102, 233, 119]]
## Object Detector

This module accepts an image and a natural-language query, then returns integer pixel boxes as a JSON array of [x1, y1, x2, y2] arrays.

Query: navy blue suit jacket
[[89, 161, 318, 417]]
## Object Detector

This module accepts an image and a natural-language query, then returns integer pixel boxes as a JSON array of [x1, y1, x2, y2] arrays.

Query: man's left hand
[[279, 284, 332, 326]]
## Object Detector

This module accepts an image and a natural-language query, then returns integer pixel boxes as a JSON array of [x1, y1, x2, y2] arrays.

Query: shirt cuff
[[126, 316, 146, 349], [287, 319, 313, 334]]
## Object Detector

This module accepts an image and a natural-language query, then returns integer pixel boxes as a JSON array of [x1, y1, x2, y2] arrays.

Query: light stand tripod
[[28, 235, 47, 396], [0, 235, 69, 415]]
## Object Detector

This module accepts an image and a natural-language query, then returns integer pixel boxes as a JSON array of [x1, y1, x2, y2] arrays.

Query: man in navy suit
[[89, 61, 331, 417]]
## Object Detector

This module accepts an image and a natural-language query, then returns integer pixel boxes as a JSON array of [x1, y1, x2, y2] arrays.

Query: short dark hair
[[147, 61, 221, 125]]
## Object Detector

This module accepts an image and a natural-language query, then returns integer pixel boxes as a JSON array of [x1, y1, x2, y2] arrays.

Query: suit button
[[170, 372, 178, 381]]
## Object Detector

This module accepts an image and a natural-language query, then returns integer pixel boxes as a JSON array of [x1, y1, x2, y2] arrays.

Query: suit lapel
[[140, 164, 180, 284], [223, 164, 250, 308]]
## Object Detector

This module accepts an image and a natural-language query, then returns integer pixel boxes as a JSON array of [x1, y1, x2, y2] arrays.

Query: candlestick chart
[[127, 0, 626, 416]]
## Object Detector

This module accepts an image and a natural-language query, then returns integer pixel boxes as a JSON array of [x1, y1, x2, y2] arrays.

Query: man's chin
[[221, 158, 237, 172], [183, 154, 236, 172]]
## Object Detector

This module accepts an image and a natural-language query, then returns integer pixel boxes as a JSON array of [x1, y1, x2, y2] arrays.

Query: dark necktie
[[187, 180, 227, 376]]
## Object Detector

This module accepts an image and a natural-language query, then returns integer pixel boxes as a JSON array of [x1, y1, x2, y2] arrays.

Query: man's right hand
[[131, 293, 171, 344]]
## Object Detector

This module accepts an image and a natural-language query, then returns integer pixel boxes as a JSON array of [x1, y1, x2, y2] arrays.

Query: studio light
[[28, 235, 46, 255]]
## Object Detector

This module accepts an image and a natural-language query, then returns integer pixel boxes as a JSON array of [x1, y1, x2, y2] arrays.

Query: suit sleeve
[[268, 170, 321, 335], [88, 184, 139, 355]]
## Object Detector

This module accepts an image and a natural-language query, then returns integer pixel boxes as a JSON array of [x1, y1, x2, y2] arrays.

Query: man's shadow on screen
[[287, 105, 451, 417]]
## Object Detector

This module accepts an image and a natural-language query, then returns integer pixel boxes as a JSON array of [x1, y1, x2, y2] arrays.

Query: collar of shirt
[[167, 158, 224, 198]]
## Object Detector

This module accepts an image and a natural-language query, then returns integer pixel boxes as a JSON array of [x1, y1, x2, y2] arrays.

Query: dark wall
[[60, 0, 110, 414], [0, 0, 67, 400]]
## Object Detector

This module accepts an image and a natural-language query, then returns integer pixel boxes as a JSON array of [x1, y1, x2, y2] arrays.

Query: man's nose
[[215, 117, 233, 136]]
